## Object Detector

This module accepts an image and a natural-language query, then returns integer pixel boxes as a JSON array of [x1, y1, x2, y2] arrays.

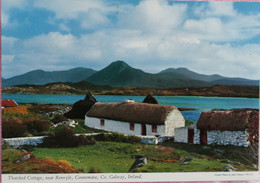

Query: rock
[[180, 162, 189, 165], [15, 153, 32, 163], [129, 157, 147, 172], [142, 94, 158, 104], [64, 91, 97, 119]]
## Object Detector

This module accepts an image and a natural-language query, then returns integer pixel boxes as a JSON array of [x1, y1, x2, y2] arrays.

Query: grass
[[17, 142, 256, 173], [2, 149, 78, 173]]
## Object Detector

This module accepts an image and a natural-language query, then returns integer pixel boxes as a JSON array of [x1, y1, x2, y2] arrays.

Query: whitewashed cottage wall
[[85, 117, 165, 136], [165, 109, 185, 136], [174, 127, 188, 143]]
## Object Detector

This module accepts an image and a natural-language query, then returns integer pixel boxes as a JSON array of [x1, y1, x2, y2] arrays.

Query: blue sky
[[2, 0, 260, 80]]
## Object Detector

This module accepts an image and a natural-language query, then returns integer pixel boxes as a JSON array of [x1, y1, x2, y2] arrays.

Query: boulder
[[142, 94, 158, 104], [64, 91, 97, 119]]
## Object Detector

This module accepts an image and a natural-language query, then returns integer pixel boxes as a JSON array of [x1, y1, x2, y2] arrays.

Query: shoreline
[[2, 84, 259, 98]]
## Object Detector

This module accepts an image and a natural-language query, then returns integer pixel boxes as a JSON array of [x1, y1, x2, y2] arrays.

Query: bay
[[2, 94, 259, 122]]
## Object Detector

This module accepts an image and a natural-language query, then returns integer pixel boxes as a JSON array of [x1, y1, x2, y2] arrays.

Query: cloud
[[34, 0, 113, 30], [194, 1, 236, 17], [2, 0, 260, 80], [2, 0, 29, 28], [118, 0, 187, 34]]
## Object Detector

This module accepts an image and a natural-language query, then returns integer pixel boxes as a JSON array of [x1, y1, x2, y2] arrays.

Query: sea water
[[2, 94, 259, 122]]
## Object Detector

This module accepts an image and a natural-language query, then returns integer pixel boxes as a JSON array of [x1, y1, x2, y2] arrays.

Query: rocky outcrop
[[64, 91, 97, 119], [142, 94, 158, 104]]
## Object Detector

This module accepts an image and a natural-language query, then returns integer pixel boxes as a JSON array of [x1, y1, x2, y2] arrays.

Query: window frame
[[100, 119, 105, 126], [152, 124, 157, 133], [130, 123, 135, 131]]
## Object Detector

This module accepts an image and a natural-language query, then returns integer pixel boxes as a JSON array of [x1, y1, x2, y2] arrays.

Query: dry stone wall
[[207, 130, 249, 147]]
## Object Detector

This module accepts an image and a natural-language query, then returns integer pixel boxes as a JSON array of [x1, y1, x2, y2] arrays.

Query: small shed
[[175, 109, 259, 147], [2, 100, 18, 108], [85, 100, 185, 137]]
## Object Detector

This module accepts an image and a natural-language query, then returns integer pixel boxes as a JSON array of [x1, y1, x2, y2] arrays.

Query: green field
[[3, 141, 256, 174]]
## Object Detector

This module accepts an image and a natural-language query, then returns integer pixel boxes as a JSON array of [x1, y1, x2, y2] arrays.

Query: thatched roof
[[86, 102, 177, 125], [197, 109, 259, 131]]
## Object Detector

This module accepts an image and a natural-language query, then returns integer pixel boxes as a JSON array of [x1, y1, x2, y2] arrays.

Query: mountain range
[[2, 61, 259, 88]]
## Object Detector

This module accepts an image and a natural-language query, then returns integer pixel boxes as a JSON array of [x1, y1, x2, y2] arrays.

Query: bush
[[42, 127, 94, 148], [2, 106, 29, 115], [2, 117, 27, 138], [24, 117, 51, 133], [51, 114, 67, 124], [94, 132, 140, 144], [88, 167, 102, 173]]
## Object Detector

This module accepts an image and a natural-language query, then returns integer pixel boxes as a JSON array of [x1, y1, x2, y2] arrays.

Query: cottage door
[[200, 130, 207, 144], [141, 124, 146, 136], [188, 129, 194, 143]]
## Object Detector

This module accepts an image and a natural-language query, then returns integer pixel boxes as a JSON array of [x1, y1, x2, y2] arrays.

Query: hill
[[2, 67, 96, 87], [85, 61, 210, 88], [2, 60, 259, 88]]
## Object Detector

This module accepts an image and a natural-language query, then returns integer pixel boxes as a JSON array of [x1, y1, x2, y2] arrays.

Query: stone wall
[[207, 130, 249, 147], [2, 136, 46, 148], [194, 127, 200, 144]]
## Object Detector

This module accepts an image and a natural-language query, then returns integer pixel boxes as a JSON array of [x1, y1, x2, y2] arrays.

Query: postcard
[[1, 0, 259, 182]]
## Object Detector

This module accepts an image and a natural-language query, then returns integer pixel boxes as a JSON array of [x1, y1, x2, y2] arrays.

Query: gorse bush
[[2, 117, 27, 138]]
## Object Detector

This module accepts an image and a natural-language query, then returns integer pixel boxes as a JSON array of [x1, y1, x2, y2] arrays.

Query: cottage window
[[130, 123, 134, 131], [100, 119, 105, 126], [152, 125, 157, 133]]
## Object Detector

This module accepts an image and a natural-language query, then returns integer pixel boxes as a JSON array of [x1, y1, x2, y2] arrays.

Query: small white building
[[85, 100, 185, 137], [174, 109, 259, 147]]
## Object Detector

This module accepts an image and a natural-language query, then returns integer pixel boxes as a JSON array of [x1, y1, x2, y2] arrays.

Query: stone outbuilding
[[85, 100, 185, 137], [174, 109, 259, 147]]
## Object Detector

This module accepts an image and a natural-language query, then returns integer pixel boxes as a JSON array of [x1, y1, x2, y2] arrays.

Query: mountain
[[2, 67, 97, 87], [2, 61, 258, 88], [160, 68, 225, 82], [85, 61, 210, 88], [160, 67, 259, 86]]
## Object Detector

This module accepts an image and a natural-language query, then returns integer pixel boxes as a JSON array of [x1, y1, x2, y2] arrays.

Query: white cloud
[[194, 1, 236, 17], [2, 0, 260, 80], [34, 0, 112, 30], [118, 0, 187, 34]]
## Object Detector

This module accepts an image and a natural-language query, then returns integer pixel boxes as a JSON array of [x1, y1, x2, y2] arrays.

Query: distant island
[[2, 82, 259, 98]]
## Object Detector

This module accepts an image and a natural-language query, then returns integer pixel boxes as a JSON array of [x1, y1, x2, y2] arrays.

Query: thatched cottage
[[174, 109, 259, 147], [85, 100, 185, 136]]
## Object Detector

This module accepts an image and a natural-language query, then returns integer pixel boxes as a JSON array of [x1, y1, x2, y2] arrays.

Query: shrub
[[24, 117, 51, 133], [85, 136, 96, 145], [42, 127, 92, 148], [94, 132, 140, 144], [51, 114, 67, 124], [2, 117, 27, 138], [88, 167, 102, 173], [2, 106, 29, 115]]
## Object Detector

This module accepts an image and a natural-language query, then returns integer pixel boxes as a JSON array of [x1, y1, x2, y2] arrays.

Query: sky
[[2, 0, 260, 80]]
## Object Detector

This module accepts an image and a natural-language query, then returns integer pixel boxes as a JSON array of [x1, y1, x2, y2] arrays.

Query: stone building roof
[[197, 109, 259, 131], [86, 101, 177, 125]]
